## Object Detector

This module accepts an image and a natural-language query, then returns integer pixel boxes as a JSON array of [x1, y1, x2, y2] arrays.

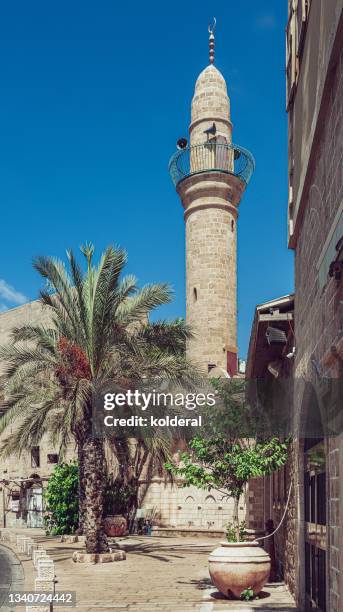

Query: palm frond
[[116, 283, 172, 325], [135, 319, 193, 353], [89, 246, 127, 373], [0, 398, 57, 457], [33, 256, 81, 339], [10, 324, 58, 355], [67, 249, 89, 345], [0, 344, 57, 380]]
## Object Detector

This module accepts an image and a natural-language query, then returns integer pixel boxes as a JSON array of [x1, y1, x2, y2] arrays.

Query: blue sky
[[0, 0, 293, 357]]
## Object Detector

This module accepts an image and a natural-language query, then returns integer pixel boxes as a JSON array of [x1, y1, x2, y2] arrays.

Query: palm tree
[[0, 244, 198, 553]]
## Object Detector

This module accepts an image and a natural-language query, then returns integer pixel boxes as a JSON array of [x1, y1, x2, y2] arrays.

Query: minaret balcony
[[168, 142, 255, 188]]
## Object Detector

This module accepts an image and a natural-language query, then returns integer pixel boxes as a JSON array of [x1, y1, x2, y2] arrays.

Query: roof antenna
[[208, 17, 216, 64]]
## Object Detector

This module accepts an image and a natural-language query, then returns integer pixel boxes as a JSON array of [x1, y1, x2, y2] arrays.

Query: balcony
[[168, 142, 255, 188]]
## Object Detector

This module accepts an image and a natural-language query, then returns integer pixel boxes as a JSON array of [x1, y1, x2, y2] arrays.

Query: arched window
[[185, 496, 195, 504]]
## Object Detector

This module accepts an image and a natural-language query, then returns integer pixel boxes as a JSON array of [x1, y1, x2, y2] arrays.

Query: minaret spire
[[208, 17, 216, 64]]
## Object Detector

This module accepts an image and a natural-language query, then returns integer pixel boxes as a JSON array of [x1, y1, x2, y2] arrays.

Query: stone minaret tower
[[169, 21, 254, 375]]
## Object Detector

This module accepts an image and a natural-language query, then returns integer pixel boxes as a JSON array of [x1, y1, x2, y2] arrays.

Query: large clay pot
[[103, 515, 127, 537], [209, 541, 271, 599]]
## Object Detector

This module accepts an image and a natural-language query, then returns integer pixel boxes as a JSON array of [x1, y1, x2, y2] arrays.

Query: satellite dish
[[177, 137, 188, 150]]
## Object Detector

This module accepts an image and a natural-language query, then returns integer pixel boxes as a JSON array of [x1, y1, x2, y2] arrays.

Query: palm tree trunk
[[77, 443, 86, 535], [83, 435, 109, 553]]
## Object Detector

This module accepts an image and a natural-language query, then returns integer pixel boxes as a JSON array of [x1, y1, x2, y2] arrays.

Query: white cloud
[[0, 279, 27, 305], [255, 14, 276, 30]]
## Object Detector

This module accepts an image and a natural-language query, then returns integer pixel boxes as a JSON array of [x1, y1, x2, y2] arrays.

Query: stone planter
[[103, 514, 127, 537], [72, 550, 126, 563], [209, 541, 271, 599]]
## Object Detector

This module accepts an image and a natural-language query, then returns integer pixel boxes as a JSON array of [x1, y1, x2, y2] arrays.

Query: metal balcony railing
[[168, 142, 255, 188]]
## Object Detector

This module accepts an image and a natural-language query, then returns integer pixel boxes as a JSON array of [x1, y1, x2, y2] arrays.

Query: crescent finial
[[208, 17, 216, 64], [208, 17, 217, 36]]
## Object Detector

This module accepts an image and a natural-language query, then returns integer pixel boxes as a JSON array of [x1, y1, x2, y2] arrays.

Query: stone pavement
[[2, 530, 299, 612], [0, 543, 24, 612]]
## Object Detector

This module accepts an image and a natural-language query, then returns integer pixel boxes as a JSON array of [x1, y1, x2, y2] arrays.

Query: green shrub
[[44, 462, 79, 535], [240, 587, 255, 601], [226, 520, 247, 542], [103, 477, 134, 518]]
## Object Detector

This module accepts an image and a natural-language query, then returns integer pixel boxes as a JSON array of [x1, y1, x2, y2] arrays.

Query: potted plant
[[166, 379, 290, 599], [209, 527, 271, 599], [103, 479, 133, 537]]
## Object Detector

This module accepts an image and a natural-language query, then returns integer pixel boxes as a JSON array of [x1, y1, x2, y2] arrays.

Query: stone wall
[[291, 31, 343, 612], [247, 477, 264, 532], [185, 204, 237, 370], [289, 0, 343, 234], [0, 301, 75, 528], [268, 447, 297, 595], [140, 478, 245, 529], [283, 446, 297, 598]]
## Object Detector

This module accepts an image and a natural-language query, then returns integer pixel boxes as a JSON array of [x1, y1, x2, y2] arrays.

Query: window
[[207, 364, 216, 373], [10, 491, 20, 512], [31, 446, 40, 468], [47, 453, 59, 464], [193, 287, 198, 302], [304, 439, 327, 610]]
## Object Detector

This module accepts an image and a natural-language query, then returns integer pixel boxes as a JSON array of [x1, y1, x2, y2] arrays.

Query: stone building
[[246, 295, 296, 588], [247, 2, 343, 611], [287, 1, 343, 610], [0, 301, 75, 528]]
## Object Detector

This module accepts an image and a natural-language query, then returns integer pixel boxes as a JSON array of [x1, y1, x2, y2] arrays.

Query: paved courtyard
[[3, 531, 298, 611]]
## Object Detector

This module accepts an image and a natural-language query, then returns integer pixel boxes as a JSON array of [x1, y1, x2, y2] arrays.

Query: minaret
[[169, 21, 254, 375]]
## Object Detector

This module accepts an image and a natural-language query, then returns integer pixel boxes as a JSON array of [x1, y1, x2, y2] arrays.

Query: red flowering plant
[[55, 337, 91, 385]]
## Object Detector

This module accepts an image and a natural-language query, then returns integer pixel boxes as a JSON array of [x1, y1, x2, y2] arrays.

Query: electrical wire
[[254, 480, 294, 541]]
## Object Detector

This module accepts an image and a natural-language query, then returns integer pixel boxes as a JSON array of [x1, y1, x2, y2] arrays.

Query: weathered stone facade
[[141, 478, 245, 529], [287, 1, 343, 610], [0, 301, 75, 528], [245, 294, 296, 589]]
